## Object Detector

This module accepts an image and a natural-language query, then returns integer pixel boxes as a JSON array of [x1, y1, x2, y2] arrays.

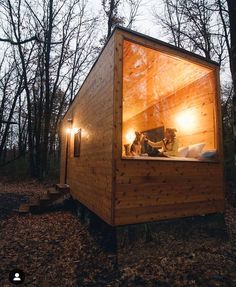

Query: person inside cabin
[[130, 131, 144, 156], [144, 128, 178, 157]]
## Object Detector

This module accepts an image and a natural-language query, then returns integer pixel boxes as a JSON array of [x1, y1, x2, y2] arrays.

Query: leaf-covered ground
[[0, 181, 236, 286]]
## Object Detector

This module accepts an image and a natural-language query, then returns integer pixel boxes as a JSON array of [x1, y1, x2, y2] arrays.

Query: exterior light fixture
[[66, 118, 73, 134]]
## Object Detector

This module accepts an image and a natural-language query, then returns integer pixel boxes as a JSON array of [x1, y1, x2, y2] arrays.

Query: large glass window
[[122, 40, 217, 161]]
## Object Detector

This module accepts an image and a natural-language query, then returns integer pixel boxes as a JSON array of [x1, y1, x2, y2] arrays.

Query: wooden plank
[[113, 31, 124, 225], [115, 161, 223, 177], [115, 187, 224, 209], [59, 33, 116, 225], [116, 165, 223, 179], [115, 199, 225, 225], [116, 180, 223, 194]]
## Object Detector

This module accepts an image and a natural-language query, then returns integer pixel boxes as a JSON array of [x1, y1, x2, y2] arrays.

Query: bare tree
[[226, 0, 236, 164], [153, 0, 186, 48], [0, 0, 99, 177], [102, 0, 124, 39], [0, 55, 24, 163], [101, 0, 142, 41], [154, 0, 227, 64], [121, 0, 142, 29]]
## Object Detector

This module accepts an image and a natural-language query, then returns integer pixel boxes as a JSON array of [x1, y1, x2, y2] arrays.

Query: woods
[[0, 0, 235, 181], [226, 0, 236, 165], [0, 0, 99, 177], [1, 2, 236, 286]]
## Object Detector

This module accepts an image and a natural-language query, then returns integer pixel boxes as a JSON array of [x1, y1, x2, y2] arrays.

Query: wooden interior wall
[[164, 71, 216, 149], [122, 40, 211, 122], [123, 72, 216, 151], [60, 35, 115, 225], [114, 30, 224, 226]]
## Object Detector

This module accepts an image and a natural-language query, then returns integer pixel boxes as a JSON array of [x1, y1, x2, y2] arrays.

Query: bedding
[[123, 151, 217, 161], [178, 146, 189, 157], [123, 155, 200, 161], [187, 143, 205, 158], [200, 149, 217, 160], [123, 142, 217, 162]]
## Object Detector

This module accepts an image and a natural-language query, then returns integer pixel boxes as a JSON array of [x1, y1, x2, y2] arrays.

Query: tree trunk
[[0, 77, 23, 159], [41, 0, 54, 178], [107, 0, 115, 39], [227, 0, 236, 165]]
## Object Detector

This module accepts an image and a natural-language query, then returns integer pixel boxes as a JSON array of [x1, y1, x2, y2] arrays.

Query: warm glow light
[[126, 129, 136, 144], [66, 127, 79, 134], [72, 127, 79, 134], [82, 129, 89, 139], [175, 110, 196, 132], [66, 128, 72, 134]]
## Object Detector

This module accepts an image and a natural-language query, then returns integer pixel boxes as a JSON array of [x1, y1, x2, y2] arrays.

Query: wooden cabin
[[60, 26, 225, 226]]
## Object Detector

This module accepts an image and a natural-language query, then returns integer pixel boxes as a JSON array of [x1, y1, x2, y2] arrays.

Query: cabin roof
[[115, 26, 219, 66], [62, 25, 219, 121]]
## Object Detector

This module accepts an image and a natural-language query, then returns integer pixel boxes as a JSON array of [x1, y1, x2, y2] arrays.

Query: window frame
[[121, 38, 219, 163]]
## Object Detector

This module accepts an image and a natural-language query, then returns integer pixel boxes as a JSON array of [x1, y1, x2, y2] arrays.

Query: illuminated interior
[[122, 40, 217, 160]]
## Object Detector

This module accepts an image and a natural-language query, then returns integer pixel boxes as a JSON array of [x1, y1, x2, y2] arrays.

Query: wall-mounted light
[[66, 118, 73, 134], [66, 127, 80, 135], [65, 118, 80, 135]]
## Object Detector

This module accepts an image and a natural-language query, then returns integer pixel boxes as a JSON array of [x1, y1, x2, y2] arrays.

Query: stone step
[[55, 184, 70, 194], [49, 193, 63, 201], [18, 203, 30, 214], [39, 193, 51, 207], [29, 197, 40, 206], [29, 204, 41, 213], [18, 184, 70, 214], [48, 188, 61, 195]]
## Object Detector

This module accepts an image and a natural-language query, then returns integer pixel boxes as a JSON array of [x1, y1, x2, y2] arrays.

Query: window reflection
[[122, 40, 217, 161]]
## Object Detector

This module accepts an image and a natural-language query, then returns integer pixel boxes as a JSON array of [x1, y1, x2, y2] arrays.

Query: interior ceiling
[[123, 40, 212, 122]]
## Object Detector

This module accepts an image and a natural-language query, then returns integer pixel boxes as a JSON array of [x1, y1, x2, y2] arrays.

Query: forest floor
[[0, 180, 236, 287]]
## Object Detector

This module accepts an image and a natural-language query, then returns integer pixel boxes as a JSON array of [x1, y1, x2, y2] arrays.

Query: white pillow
[[187, 143, 205, 158], [178, 146, 189, 157]]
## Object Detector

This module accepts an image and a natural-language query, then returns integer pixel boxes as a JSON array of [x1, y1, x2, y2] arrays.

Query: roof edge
[[114, 25, 219, 67]]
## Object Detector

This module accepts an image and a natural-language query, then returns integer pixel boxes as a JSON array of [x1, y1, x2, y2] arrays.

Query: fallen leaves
[[0, 181, 236, 286]]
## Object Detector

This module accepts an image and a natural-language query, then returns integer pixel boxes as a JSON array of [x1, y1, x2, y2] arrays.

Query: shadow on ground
[[0, 193, 27, 219]]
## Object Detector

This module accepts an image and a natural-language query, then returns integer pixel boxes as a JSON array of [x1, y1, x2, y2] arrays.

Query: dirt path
[[0, 181, 236, 286]]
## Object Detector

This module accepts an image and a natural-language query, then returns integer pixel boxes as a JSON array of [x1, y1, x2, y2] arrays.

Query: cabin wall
[[123, 72, 216, 150], [114, 30, 225, 226], [115, 161, 224, 225], [60, 35, 115, 225]]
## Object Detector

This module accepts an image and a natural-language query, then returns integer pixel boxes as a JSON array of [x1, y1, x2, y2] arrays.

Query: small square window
[[74, 129, 81, 157]]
